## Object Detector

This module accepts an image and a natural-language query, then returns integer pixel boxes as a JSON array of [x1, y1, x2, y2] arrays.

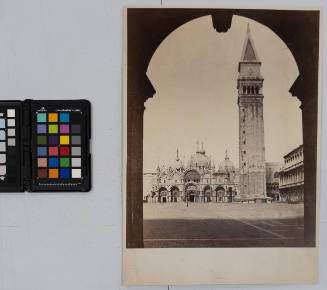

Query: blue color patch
[[48, 158, 58, 167], [60, 113, 69, 122], [37, 147, 47, 156], [60, 168, 70, 178], [37, 124, 47, 134]]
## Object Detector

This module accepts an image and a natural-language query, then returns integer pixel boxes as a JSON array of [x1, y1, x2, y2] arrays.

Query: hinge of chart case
[[22, 100, 32, 190]]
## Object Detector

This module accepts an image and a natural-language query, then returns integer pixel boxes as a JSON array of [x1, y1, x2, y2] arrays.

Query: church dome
[[189, 152, 210, 168], [218, 150, 235, 172], [188, 142, 210, 169]]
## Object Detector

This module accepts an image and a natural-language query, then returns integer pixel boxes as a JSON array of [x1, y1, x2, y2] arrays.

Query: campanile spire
[[237, 25, 266, 199]]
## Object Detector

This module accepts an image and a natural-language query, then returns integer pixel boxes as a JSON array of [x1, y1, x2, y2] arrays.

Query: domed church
[[147, 143, 239, 203]]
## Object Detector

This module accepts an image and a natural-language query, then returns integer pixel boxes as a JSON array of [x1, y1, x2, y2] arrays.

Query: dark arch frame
[[126, 8, 319, 248]]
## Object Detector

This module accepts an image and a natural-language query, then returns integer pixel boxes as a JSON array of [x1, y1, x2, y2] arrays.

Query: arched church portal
[[170, 186, 180, 202], [185, 184, 199, 203]]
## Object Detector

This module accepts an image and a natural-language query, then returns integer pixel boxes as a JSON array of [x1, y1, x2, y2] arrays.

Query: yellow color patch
[[48, 113, 58, 122], [60, 136, 70, 145]]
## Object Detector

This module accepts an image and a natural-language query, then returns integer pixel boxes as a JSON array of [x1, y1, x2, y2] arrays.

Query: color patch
[[0, 119, 5, 128], [49, 135, 59, 145], [38, 169, 47, 178], [72, 168, 81, 178], [60, 113, 69, 122], [70, 112, 81, 122], [71, 147, 81, 156], [60, 168, 70, 178], [38, 158, 47, 167], [48, 124, 58, 134], [49, 158, 58, 167], [7, 119, 15, 127], [7, 109, 15, 118], [60, 136, 69, 145], [37, 124, 47, 134], [71, 136, 81, 145], [71, 158, 81, 167], [0, 165, 6, 175], [48, 147, 58, 156], [37, 135, 47, 145], [0, 142, 5, 151], [37, 113, 46, 123], [48, 113, 58, 122], [60, 124, 69, 134], [60, 158, 70, 167], [71, 124, 81, 134], [0, 131, 5, 140], [7, 129, 15, 136], [37, 147, 47, 156], [48, 169, 58, 178], [60, 147, 70, 156], [0, 154, 6, 163], [8, 138, 15, 146]]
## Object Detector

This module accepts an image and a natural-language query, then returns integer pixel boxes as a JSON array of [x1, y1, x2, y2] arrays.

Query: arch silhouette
[[126, 8, 319, 248]]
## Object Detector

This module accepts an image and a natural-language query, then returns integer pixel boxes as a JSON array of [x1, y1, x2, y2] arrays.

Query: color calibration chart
[[36, 110, 82, 180], [0, 109, 16, 181]]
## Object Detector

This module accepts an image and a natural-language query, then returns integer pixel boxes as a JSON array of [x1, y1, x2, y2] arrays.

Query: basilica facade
[[145, 144, 239, 203]]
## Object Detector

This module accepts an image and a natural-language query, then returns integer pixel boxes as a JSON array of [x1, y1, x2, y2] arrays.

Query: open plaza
[[143, 202, 304, 247]]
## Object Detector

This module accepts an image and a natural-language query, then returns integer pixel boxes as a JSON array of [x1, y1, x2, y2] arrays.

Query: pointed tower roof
[[240, 24, 260, 62]]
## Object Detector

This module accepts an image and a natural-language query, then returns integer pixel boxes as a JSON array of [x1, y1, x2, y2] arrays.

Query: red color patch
[[48, 147, 58, 156], [60, 147, 70, 156]]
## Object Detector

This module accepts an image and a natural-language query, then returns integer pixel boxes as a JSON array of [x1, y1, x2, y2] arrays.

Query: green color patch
[[37, 135, 47, 145], [48, 124, 58, 134], [60, 157, 70, 167]]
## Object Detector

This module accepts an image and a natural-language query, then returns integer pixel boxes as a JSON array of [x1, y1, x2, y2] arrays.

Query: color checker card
[[31, 100, 91, 191]]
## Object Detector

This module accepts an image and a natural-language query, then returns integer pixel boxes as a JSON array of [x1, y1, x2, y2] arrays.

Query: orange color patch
[[48, 113, 58, 122], [48, 169, 58, 178]]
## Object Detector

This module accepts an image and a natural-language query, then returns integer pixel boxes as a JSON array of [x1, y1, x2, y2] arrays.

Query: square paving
[[143, 203, 304, 247]]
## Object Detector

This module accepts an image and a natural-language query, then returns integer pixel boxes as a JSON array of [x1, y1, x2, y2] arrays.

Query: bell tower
[[237, 24, 266, 199]]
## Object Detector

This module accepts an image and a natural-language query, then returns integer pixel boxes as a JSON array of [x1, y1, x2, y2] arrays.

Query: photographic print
[[124, 7, 320, 285]]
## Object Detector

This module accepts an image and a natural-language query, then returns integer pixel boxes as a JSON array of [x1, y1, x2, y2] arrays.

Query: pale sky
[[143, 15, 302, 172]]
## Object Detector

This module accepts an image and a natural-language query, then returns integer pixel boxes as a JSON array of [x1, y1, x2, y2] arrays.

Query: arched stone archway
[[126, 8, 319, 248], [158, 187, 168, 203], [215, 186, 225, 202], [203, 185, 212, 202], [185, 183, 199, 203], [170, 186, 180, 203]]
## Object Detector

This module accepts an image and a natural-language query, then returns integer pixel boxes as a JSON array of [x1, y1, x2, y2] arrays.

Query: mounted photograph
[[124, 7, 320, 285]]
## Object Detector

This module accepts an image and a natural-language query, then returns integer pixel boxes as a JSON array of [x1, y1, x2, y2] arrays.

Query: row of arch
[[242, 85, 259, 95], [158, 185, 226, 195], [157, 185, 233, 203]]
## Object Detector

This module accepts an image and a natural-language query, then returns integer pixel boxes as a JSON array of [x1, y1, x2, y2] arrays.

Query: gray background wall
[[0, 0, 326, 289]]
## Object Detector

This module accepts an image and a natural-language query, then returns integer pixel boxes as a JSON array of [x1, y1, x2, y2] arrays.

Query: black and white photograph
[[124, 6, 320, 285]]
